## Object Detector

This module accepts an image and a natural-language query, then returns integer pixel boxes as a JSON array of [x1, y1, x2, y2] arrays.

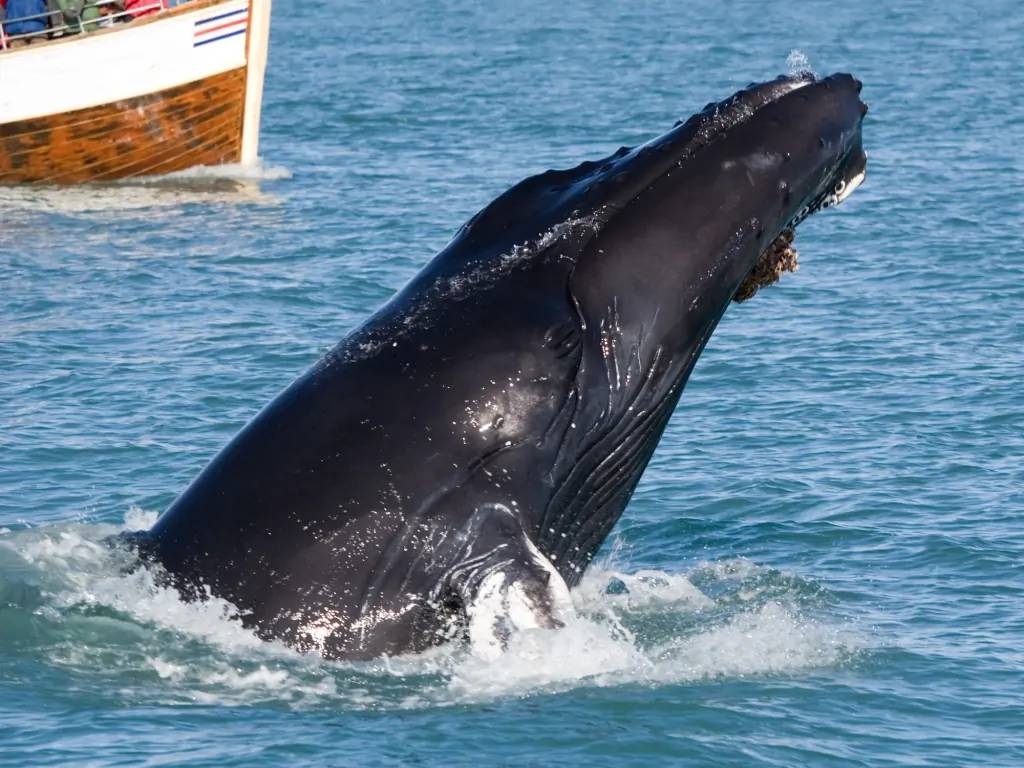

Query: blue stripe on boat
[[194, 7, 247, 26], [193, 27, 247, 46]]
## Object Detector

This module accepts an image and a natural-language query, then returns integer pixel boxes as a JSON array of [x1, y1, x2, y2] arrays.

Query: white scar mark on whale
[[466, 528, 572, 661]]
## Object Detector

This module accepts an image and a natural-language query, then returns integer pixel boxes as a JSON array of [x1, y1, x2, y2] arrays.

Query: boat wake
[[0, 161, 291, 221], [0, 512, 863, 710], [138, 160, 294, 184]]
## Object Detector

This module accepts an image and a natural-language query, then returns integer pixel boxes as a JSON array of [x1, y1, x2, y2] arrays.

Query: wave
[[0, 511, 863, 710]]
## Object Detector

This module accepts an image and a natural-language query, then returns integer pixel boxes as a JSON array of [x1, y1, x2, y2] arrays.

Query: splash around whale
[[123, 72, 868, 660]]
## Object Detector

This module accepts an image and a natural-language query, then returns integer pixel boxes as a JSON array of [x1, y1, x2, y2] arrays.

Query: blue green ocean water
[[2, 0, 1023, 765]]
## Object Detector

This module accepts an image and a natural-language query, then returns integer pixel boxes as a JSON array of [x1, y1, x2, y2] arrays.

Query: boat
[[0, 0, 271, 183]]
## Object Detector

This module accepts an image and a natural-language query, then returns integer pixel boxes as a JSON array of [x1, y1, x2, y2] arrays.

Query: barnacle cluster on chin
[[733, 228, 799, 303]]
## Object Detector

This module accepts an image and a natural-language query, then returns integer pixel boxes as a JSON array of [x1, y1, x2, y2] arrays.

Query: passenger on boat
[[53, 0, 103, 32], [3, 0, 48, 43], [123, 0, 160, 18]]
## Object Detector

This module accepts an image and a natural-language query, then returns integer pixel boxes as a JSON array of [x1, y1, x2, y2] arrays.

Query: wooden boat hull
[[1, 68, 245, 183], [0, 0, 271, 184]]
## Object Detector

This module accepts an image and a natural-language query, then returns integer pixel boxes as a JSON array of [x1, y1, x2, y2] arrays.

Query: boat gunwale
[[0, 0, 232, 60]]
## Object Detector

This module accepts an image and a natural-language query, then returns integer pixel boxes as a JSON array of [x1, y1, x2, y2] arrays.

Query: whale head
[[439, 72, 867, 345], [567, 72, 869, 360]]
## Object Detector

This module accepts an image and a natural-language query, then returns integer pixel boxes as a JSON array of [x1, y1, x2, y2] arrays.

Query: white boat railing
[[0, 0, 192, 51]]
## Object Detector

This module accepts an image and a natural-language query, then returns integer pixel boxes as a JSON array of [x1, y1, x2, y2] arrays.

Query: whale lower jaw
[[735, 157, 866, 303]]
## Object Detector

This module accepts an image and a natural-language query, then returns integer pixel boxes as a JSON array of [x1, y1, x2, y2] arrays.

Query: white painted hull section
[[0, 0, 249, 125]]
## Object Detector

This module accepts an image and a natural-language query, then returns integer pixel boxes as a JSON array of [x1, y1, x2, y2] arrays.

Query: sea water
[[1, 0, 1022, 765]]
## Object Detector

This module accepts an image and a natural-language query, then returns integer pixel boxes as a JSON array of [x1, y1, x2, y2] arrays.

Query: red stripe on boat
[[194, 16, 248, 37]]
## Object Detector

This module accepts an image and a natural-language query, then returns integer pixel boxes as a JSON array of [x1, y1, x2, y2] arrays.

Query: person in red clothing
[[123, 0, 163, 19]]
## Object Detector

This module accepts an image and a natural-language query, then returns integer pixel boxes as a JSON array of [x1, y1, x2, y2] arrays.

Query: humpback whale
[[130, 73, 868, 660]]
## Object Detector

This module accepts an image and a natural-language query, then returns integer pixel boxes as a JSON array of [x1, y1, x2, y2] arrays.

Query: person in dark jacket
[[54, 0, 102, 33], [4, 0, 47, 42]]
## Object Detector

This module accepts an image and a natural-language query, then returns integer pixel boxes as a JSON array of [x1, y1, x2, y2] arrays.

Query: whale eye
[[834, 179, 846, 195]]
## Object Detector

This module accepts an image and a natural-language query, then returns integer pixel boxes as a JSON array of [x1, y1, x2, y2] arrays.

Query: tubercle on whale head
[[596, 74, 821, 201]]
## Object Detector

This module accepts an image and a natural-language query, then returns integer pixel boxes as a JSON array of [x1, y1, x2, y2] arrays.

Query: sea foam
[[0, 511, 862, 710]]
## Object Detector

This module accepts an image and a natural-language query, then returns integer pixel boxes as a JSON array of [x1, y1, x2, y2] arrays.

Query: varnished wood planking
[[0, 67, 246, 184]]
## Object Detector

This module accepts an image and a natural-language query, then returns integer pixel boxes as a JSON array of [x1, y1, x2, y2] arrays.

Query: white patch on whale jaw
[[788, 165, 867, 229], [466, 537, 573, 661], [813, 167, 867, 214], [834, 168, 866, 205]]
